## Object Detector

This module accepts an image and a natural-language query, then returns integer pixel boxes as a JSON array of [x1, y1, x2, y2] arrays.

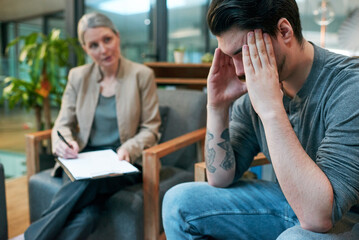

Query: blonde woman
[[25, 12, 160, 240]]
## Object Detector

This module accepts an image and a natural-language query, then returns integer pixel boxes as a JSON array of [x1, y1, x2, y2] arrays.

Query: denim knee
[[163, 182, 207, 226], [163, 183, 193, 220]]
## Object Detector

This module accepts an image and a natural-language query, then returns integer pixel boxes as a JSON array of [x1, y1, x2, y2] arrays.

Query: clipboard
[[56, 149, 139, 181]]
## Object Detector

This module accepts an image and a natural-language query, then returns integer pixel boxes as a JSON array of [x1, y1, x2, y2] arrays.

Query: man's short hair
[[207, 0, 303, 44]]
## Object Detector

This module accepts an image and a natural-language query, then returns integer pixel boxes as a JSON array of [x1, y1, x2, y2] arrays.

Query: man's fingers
[[209, 48, 221, 75], [263, 33, 277, 69], [242, 44, 254, 77], [255, 29, 270, 67], [247, 31, 262, 71]]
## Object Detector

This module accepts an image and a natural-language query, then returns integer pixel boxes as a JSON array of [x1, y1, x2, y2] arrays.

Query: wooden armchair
[[25, 129, 52, 179], [25, 128, 206, 240], [25, 89, 207, 240]]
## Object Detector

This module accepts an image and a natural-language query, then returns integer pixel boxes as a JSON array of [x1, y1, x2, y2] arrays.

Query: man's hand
[[55, 140, 79, 159], [242, 29, 283, 120], [117, 148, 130, 162], [207, 48, 247, 109]]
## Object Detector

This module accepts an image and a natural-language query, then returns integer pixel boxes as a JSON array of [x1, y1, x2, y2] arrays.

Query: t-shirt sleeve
[[316, 71, 359, 224], [230, 95, 261, 182]]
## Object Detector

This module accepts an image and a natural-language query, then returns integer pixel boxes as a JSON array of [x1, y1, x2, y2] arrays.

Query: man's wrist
[[207, 104, 230, 114], [259, 107, 287, 126]]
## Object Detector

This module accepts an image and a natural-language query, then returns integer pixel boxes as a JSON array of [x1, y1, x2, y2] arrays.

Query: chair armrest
[[142, 127, 206, 240], [25, 129, 52, 179], [194, 152, 270, 182], [144, 128, 206, 159], [251, 153, 270, 166]]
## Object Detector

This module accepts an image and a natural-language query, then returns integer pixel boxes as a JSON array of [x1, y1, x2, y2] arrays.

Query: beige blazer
[[51, 57, 161, 171]]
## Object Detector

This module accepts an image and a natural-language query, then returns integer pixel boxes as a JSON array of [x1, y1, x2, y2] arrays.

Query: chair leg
[[143, 152, 161, 240], [159, 232, 166, 240]]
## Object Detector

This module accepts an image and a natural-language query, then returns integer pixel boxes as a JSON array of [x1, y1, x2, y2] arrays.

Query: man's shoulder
[[313, 46, 359, 96], [317, 46, 359, 78]]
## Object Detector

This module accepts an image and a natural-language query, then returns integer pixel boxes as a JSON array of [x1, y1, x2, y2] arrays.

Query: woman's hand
[[117, 148, 130, 162], [55, 140, 79, 159], [207, 48, 247, 110], [242, 30, 283, 120]]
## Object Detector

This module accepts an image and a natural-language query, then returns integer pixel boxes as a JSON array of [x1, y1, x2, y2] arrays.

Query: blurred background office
[[1, 0, 359, 180]]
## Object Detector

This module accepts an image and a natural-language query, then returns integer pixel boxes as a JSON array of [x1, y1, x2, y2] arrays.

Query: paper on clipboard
[[56, 149, 139, 181]]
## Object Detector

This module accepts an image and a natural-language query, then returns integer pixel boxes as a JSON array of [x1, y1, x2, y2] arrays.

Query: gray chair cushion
[[159, 106, 170, 143], [157, 89, 207, 170], [28, 169, 62, 222]]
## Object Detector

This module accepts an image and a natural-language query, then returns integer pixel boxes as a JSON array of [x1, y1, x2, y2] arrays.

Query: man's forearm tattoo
[[205, 130, 216, 173], [217, 128, 235, 171]]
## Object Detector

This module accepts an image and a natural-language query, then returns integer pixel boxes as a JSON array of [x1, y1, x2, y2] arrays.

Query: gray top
[[87, 94, 121, 149], [230, 44, 359, 224]]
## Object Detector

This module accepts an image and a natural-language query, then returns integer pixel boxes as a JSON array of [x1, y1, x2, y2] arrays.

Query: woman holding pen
[[25, 12, 160, 240]]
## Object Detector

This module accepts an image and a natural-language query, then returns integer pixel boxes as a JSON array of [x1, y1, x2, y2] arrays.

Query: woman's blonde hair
[[77, 12, 118, 45]]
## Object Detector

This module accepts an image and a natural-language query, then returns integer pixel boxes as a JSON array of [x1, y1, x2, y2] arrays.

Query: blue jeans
[[162, 179, 299, 240], [277, 212, 359, 240]]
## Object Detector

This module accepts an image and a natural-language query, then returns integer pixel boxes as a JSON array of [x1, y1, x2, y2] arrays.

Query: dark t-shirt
[[87, 94, 121, 150], [230, 44, 359, 223]]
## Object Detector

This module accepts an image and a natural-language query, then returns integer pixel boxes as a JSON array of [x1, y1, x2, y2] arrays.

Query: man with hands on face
[[162, 0, 359, 239]]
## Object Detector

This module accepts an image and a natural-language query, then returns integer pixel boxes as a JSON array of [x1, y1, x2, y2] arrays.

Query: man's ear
[[277, 18, 294, 44]]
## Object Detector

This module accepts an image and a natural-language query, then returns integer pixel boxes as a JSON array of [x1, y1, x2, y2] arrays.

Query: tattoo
[[205, 130, 216, 173], [217, 129, 235, 171]]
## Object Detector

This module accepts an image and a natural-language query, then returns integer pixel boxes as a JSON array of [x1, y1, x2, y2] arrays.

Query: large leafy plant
[[1, 29, 84, 131]]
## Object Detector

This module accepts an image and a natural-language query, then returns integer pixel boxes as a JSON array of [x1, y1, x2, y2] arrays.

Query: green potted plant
[[201, 52, 214, 63], [173, 47, 185, 63], [1, 29, 84, 131]]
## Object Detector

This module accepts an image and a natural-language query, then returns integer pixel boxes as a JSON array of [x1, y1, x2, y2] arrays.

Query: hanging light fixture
[[313, 0, 336, 48]]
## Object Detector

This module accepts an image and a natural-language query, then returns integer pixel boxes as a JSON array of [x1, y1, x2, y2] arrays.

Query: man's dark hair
[[207, 0, 303, 44]]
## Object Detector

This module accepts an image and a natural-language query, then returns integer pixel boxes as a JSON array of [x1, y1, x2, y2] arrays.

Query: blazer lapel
[[82, 64, 102, 130]]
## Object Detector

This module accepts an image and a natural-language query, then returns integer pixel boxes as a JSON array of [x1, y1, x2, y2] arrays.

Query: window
[[85, 0, 156, 63], [167, 0, 210, 63]]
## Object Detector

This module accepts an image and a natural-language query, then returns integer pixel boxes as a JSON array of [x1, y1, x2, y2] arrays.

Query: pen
[[57, 131, 73, 149]]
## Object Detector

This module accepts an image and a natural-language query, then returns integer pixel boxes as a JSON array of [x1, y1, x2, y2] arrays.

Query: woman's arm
[[51, 69, 79, 155], [119, 69, 161, 163]]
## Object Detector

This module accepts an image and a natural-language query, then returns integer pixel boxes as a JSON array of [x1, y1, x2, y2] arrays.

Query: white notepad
[[56, 149, 139, 181]]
